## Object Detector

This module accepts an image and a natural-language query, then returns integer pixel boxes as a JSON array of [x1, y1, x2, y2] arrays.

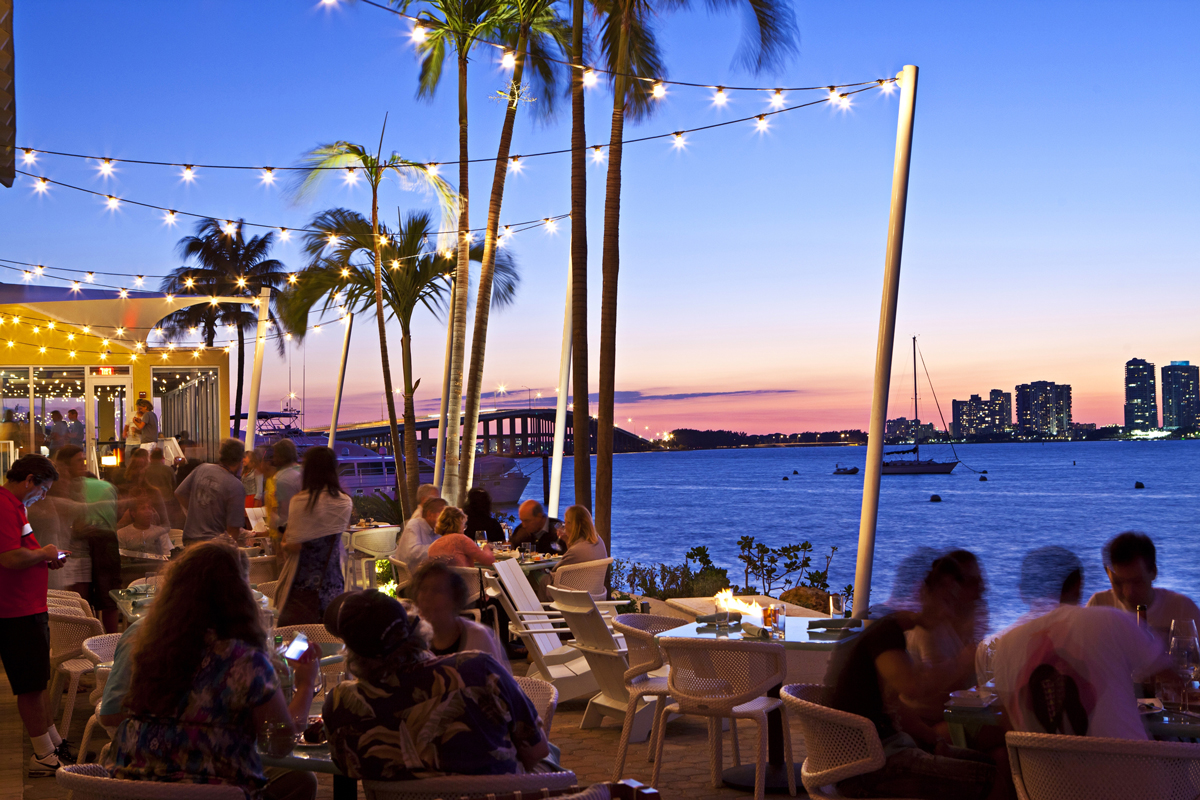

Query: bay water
[[514, 441, 1199, 632]]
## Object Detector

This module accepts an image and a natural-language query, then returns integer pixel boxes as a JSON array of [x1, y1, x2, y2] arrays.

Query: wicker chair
[[48, 611, 105, 735], [274, 623, 345, 686], [78, 633, 122, 762], [552, 558, 614, 603], [256, 580, 279, 607], [514, 674, 560, 738], [56, 764, 246, 798], [1006, 731, 1200, 800], [47, 601, 88, 617], [127, 576, 162, 589], [610, 614, 682, 780], [362, 769, 579, 800], [653, 638, 795, 800], [48, 592, 93, 616]]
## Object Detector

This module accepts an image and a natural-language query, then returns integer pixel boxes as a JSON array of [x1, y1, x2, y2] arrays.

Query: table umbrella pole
[[548, 257, 573, 518], [244, 287, 272, 455], [852, 65, 919, 619], [328, 313, 354, 450]]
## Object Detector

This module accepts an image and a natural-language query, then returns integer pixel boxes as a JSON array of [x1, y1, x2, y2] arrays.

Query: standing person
[[131, 399, 159, 451], [0, 454, 71, 776], [175, 438, 247, 546], [123, 409, 142, 463], [554, 505, 609, 567], [46, 411, 69, 457], [65, 409, 85, 448], [268, 439, 302, 537], [144, 448, 183, 530], [413, 561, 509, 672], [392, 497, 447, 573], [427, 507, 496, 569], [107, 540, 319, 800], [511, 500, 563, 555], [275, 446, 353, 626], [1086, 531, 1200, 646], [242, 449, 265, 508], [463, 488, 505, 543]]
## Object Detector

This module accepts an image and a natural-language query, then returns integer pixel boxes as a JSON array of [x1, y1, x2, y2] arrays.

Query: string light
[[543, 217, 558, 233], [85, 272, 95, 282], [105, 195, 120, 210], [344, 167, 358, 184], [425, 163, 439, 177], [22, 148, 35, 164], [582, 69, 597, 87], [755, 114, 769, 131], [71, 281, 80, 291], [713, 87, 728, 105], [164, 210, 177, 225], [836, 92, 851, 109], [770, 89, 785, 108], [339, 268, 350, 278], [509, 155, 522, 172], [98, 158, 114, 176], [287, 273, 298, 285], [328, 234, 341, 248], [118, 288, 129, 299], [261, 167, 275, 184], [591, 146, 604, 163], [35, 177, 49, 193], [672, 132, 686, 149], [411, 22, 426, 42], [878, 78, 896, 94], [651, 81, 666, 99], [134, 275, 144, 287], [181, 165, 195, 181], [501, 50, 516, 69], [223, 220, 238, 236]]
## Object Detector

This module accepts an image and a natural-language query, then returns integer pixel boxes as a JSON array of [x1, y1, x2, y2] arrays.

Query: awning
[[0, 282, 212, 333]]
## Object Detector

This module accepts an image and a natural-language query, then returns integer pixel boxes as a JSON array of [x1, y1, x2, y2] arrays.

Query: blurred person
[[46, 411, 68, 456], [555, 505, 608, 567], [413, 560, 509, 671], [275, 446, 352, 626], [269, 439, 302, 536], [116, 496, 173, 556], [50, 445, 121, 631], [511, 500, 563, 555], [410, 483, 440, 520], [115, 449, 169, 531], [107, 540, 319, 799], [65, 409, 84, 448], [1, 408, 28, 456], [428, 506, 496, 569], [907, 550, 988, 681], [1087, 531, 1200, 646], [871, 546, 940, 617], [392, 497, 447, 572], [826, 556, 1003, 800], [175, 438, 248, 546], [0, 454, 71, 775], [993, 545, 1174, 739], [322, 589, 548, 779], [243, 448, 266, 508], [122, 408, 142, 462], [131, 399, 159, 450], [463, 487, 505, 543], [144, 448, 183, 529]]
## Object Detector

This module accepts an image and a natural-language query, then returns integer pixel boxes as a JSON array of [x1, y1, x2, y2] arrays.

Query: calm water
[[513, 441, 1200, 631]]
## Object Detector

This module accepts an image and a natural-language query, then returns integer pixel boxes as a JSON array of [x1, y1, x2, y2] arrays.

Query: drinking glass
[[771, 604, 786, 639], [829, 594, 845, 617], [1169, 621, 1200, 712], [476, 532, 488, 550], [257, 721, 294, 757], [521, 543, 532, 563]]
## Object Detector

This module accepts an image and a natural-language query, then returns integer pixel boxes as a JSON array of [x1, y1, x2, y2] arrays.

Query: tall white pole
[[244, 287, 272, 455], [852, 65, 919, 619], [328, 314, 354, 449], [549, 258, 573, 518], [433, 283, 455, 488]]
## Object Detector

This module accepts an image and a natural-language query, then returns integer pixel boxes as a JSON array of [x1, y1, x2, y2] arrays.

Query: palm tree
[[290, 136, 454, 513], [592, 0, 798, 547], [400, 0, 512, 494], [456, 0, 570, 504], [282, 208, 519, 510], [569, 0, 590, 510], [158, 218, 289, 440]]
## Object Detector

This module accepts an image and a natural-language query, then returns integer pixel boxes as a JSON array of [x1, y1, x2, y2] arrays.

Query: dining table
[[493, 550, 564, 574], [944, 701, 1200, 745], [656, 618, 859, 792], [259, 742, 356, 800]]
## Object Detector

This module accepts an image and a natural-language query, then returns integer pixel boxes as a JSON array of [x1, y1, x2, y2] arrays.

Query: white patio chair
[[78, 633, 122, 762], [274, 623, 345, 687], [169, 528, 184, 549], [386, 557, 413, 597], [653, 638, 795, 800], [492, 560, 598, 702], [1006, 730, 1200, 800], [362, 769, 578, 800], [513, 674, 559, 738], [48, 611, 104, 736], [57, 763, 245, 798], [348, 526, 402, 589], [610, 614, 684, 779], [552, 558, 613, 603]]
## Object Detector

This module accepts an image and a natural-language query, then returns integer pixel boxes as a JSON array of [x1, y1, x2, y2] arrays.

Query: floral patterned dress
[[107, 638, 279, 797], [323, 651, 543, 780]]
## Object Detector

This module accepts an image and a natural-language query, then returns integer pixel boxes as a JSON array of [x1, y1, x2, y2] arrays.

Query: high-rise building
[[990, 389, 1013, 432], [1161, 361, 1199, 429], [1124, 358, 1158, 430], [951, 390, 1012, 438], [1015, 381, 1071, 437]]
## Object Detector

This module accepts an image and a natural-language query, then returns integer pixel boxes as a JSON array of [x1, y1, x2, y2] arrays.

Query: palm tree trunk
[[433, 276, 456, 487], [441, 53, 473, 502], [570, 0, 591, 510], [458, 26, 531, 506], [234, 325, 245, 439], [400, 326, 421, 506], [372, 181, 412, 519], [595, 11, 631, 554]]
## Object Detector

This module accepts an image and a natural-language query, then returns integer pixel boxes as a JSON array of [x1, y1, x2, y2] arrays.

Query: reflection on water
[[513, 441, 1200, 632]]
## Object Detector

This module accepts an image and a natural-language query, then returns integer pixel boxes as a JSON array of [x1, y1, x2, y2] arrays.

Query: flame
[[714, 589, 765, 619]]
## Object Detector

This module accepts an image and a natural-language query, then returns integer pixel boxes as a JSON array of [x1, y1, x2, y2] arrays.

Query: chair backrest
[[513, 674, 560, 737], [128, 576, 162, 588], [48, 593, 92, 615], [48, 601, 88, 617], [83, 633, 122, 665], [448, 565, 486, 607], [612, 614, 680, 684], [658, 637, 784, 715], [1006, 731, 1200, 800], [388, 557, 412, 590], [57, 763, 246, 798], [362, 769, 578, 800], [49, 612, 105, 662], [547, 585, 629, 701], [351, 526, 403, 558], [552, 558, 613, 602], [495, 559, 564, 659], [780, 683, 885, 793]]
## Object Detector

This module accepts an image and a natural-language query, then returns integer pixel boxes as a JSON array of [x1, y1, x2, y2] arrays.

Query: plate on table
[[945, 689, 998, 709], [295, 717, 328, 748]]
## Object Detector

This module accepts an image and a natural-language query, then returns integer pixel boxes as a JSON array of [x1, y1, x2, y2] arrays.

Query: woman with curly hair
[[107, 540, 320, 800], [426, 506, 496, 569]]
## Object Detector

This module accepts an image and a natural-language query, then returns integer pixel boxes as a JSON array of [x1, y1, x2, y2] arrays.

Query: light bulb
[[501, 50, 516, 69], [184, 277, 195, 288], [411, 22, 426, 42], [181, 165, 195, 181], [287, 273, 297, 285], [837, 92, 851, 109], [105, 195, 119, 210], [713, 87, 727, 105], [544, 218, 558, 233], [672, 132, 686, 149], [328, 234, 340, 247], [651, 81, 665, 99], [344, 166, 358, 184], [164, 210, 177, 224], [425, 163, 439, 177], [118, 288, 129, 299], [261, 167, 275, 184], [340, 268, 350, 278], [591, 145, 604, 162], [509, 155, 521, 172], [35, 177, 48, 193], [582, 69, 597, 87], [278, 227, 290, 241], [771, 89, 785, 108], [21, 148, 35, 164], [85, 272, 95, 282], [223, 220, 237, 236], [236, 276, 247, 288], [115, 328, 125, 336], [98, 158, 114, 176], [756, 114, 769, 131], [134, 275, 144, 286], [71, 281, 81, 291], [878, 78, 896, 94]]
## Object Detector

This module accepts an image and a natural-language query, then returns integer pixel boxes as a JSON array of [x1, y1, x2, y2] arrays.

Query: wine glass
[[1170, 620, 1200, 712], [475, 532, 488, 550]]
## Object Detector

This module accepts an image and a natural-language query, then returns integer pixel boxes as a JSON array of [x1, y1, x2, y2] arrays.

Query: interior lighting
[[501, 50, 516, 69], [411, 22, 426, 42], [582, 69, 597, 87], [105, 195, 120, 210], [181, 165, 195, 181], [713, 87, 727, 105], [35, 177, 49, 193], [98, 158, 114, 176], [756, 114, 769, 131], [651, 81, 665, 99], [21, 148, 35, 164], [591, 146, 604, 162]]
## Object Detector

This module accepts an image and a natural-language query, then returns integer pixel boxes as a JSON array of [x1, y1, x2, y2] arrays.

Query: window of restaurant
[[153, 367, 221, 462], [34, 367, 86, 457], [0, 368, 32, 467]]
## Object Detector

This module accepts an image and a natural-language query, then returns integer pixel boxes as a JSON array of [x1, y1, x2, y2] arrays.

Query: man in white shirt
[[409, 484, 440, 521], [1086, 531, 1200, 646], [392, 498, 446, 572]]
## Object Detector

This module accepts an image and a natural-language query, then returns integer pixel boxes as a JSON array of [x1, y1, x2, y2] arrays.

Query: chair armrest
[[566, 640, 629, 657], [514, 610, 566, 619]]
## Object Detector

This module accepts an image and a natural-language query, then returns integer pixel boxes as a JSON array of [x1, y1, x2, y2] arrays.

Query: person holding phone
[[0, 454, 71, 776]]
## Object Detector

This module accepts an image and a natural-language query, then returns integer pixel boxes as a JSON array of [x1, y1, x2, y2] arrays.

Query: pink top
[[427, 533, 496, 568]]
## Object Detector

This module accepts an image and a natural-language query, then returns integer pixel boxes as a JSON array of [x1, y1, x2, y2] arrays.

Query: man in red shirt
[[0, 454, 69, 776]]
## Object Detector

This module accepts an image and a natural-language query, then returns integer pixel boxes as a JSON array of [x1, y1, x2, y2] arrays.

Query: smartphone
[[283, 632, 309, 660], [56, 551, 70, 563]]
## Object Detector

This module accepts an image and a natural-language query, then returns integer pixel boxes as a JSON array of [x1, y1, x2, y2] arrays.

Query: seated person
[[106, 540, 320, 800], [413, 560, 510, 672], [116, 497, 173, 556], [510, 500, 563, 555], [322, 589, 549, 780], [392, 497, 446, 572], [1086, 531, 1200, 646], [826, 557, 1002, 800], [993, 546, 1175, 740], [554, 505, 608, 568], [464, 488, 506, 543], [427, 507, 496, 569]]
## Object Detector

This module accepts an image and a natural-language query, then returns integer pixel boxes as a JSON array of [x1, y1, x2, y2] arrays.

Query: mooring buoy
[[979, 475, 988, 482], [930, 494, 942, 502], [1135, 481, 1145, 489]]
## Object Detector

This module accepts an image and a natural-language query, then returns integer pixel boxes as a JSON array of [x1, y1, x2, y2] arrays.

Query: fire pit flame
[[713, 589, 765, 619]]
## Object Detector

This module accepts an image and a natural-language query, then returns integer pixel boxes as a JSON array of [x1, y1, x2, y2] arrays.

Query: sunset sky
[[3, 1, 1197, 435]]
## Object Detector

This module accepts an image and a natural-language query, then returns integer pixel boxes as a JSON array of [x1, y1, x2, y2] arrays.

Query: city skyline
[[1, 2, 1196, 436]]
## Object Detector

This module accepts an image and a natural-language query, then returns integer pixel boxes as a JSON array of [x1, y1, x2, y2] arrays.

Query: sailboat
[[882, 337, 958, 475]]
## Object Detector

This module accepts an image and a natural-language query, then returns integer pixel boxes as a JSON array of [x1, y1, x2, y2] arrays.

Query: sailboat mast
[[912, 336, 919, 461]]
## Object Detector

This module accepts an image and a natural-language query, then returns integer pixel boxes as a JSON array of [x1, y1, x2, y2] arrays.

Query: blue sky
[[4, 0, 1197, 433]]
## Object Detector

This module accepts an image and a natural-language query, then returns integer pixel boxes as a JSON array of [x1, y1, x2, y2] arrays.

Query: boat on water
[[833, 464, 860, 475], [882, 337, 958, 475]]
